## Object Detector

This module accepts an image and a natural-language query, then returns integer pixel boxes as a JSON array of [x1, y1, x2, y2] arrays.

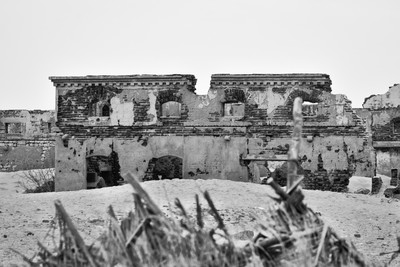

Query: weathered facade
[[50, 74, 374, 192], [0, 110, 56, 171], [356, 84, 400, 186]]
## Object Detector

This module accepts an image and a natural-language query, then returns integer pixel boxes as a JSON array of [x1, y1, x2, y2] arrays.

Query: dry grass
[[13, 173, 374, 267], [17, 168, 55, 193]]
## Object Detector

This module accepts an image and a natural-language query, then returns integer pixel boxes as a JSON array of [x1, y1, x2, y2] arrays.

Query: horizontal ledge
[[373, 141, 400, 148]]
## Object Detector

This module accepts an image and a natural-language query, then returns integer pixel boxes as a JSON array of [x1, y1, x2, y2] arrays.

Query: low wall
[[0, 139, 55, 171]]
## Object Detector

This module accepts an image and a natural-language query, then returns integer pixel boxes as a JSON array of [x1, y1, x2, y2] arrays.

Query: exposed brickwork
[[49, 74, 374, 191], [303, 169, 350, 192], [133, 98, 151, 123], [224, 89, 246, 103], [58, 85, 123, 123]]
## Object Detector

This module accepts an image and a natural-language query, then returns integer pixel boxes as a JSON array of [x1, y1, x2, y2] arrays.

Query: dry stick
[[286, 175, 304, 195], [174, 198, 188, 217], [107, 206, 127, 245], [265, 177, 288, 200], [287, 97, 303, 189], [257, 235, 291, 249], [125, 173, 162, 215], [125, 218, 150, 247], [313, 224, 329, 266], [9, 248, 37, 266], [203, 191, 227, 234], [195, 194, 204, 229], [54, 200, 97, 267]]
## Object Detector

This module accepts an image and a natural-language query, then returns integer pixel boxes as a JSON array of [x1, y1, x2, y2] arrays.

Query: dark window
[[393, 120, 400, 134], [4, 123, 23, 134], [224, 102, 245, 117], [102, 105, 110, 117], [391, 169, 398, 186]]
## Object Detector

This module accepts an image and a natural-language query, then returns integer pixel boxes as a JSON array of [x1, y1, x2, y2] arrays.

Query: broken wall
[[55, 135, 248, 191], [360, 84, 400, 179], [363, 84, 400, 110], [0, 110, 56, 171], [50, 74, 373, 192]]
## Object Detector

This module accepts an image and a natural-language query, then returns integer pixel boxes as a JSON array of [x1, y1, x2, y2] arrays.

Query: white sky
[[0, 0, 399, 110]]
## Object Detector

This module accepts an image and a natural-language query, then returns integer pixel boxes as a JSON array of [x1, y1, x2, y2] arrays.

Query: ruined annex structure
[[356, 84, 400, 187], [49, 74, 375, 192], [0, 110, 56, 171]]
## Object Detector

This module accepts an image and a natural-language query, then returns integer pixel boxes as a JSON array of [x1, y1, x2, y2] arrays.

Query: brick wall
[[50, 74, 373, 191]]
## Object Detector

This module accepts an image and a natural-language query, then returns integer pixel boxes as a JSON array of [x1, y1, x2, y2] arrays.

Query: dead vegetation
[[14, 173, 373, 267], [17, 168, 55, 193]]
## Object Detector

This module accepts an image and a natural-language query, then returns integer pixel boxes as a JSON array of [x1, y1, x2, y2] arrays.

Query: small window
[[224, 102, 245, 117], [394, 121, 400, 134], [101, 105, 110, 117], [4, 123, 23, 134], [48, 123, 52, 133], [392, 118, 400, 134], [302, 102, 319, 117], [161, 101, 181, 117]]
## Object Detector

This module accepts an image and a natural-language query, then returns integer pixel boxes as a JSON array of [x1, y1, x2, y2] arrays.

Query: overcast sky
[[1, 0, 399, 110]]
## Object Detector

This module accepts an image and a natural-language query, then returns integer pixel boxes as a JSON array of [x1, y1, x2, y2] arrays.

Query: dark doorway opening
[[144, 155, 183, 181], [102, 104, 110, 116], [86, 151, 122, 189], [391, 169, 398, 186]]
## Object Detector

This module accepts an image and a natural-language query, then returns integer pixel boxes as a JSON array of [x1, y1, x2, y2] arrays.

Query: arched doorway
[[86, 151, 122, 188], [144, 155, 183, 181]]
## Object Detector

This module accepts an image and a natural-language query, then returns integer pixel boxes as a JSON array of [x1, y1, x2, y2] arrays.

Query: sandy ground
[[1, 171, 400, 266]]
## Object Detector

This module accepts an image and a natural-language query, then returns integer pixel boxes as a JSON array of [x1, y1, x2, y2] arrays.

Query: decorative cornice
[[49, 74, 197, 87], [210, 73, 331, 87]]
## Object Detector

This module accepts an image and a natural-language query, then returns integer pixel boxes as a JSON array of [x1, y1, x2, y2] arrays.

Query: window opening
[[302, 101, 319, 117], [224, 102, 245, 117], [102, 105, 110, 117], [144, 156, 183, 181], [161, 101, 181, 117]]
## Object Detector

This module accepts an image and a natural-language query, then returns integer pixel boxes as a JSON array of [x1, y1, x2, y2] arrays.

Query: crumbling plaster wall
[[246, 134, 373, 191], [193, 80, 357, 128], [57, 85, 195, 127], [0, 110, 55, 138], [375, 149, 400, 177], [55, 137, 87, 191], [359, 84, 400, 178], [184, 136, 248, 181], [51, 74, 373, 191], [363, 84, 400, 110], [0, 110, 56, 171], [55, 135, 248, 191]]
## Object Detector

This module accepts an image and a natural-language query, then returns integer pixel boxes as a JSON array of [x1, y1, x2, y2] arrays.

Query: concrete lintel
[[373, 141, 400, 148]]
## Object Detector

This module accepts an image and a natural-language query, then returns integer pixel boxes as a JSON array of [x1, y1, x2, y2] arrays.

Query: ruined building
[[355, 84, 400, 186], [0, 110, 56, 171], [48, 74, 375, 191]]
